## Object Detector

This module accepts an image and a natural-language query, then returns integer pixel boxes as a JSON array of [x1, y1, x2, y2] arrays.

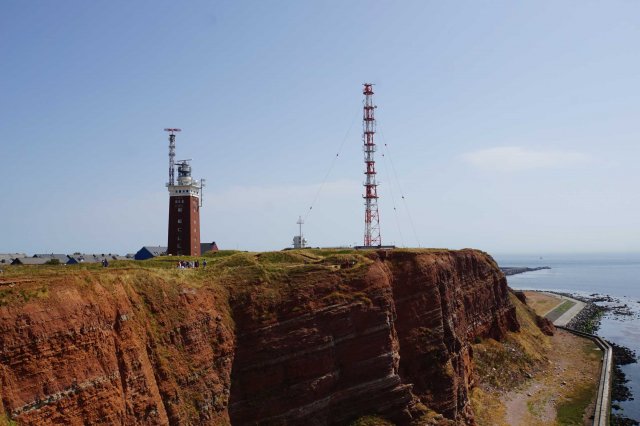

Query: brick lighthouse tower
[[165, 129, 204, 256]]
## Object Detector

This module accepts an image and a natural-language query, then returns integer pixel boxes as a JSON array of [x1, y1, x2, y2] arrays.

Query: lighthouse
[[164, 129, 204, 256]]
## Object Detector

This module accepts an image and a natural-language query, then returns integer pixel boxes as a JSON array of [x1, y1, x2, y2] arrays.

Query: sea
[[494, 253, 640, 421]]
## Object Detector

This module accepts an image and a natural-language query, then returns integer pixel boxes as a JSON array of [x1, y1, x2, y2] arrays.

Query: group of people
[[176, 259, 207, 269]]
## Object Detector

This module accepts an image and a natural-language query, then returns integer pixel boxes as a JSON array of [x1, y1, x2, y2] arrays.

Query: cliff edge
[[0, 249, 519, 425]]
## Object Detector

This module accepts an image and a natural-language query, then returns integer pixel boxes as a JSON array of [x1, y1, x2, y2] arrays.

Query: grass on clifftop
[[0, 249, 380, 325]]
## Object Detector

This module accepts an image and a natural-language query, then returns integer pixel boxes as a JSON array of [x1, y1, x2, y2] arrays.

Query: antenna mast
[[362, 84, 381, 246], [297, 216, 304, 244], [293, 216, 307, 249], [200, 179, 206, 207], [164, 128, 181, 186]]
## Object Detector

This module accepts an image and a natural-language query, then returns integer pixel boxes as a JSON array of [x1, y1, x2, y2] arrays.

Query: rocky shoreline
[[559, 294, 605, 334]]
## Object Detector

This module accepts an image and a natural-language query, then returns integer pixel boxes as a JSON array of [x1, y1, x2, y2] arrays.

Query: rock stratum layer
[[0, 249, 519, 425]]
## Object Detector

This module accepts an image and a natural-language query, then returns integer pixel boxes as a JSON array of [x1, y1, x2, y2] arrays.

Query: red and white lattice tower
[[362, 83, 382, 246]]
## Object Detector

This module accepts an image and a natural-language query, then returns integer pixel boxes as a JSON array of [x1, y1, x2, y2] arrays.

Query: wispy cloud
[[461, 146, 590, 172]]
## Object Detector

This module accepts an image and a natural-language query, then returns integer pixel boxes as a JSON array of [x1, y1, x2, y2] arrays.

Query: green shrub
[[350, 415, 394, 426]]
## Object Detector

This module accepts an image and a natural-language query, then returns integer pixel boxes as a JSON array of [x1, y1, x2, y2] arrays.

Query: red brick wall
[[167, 195, 201, 256]]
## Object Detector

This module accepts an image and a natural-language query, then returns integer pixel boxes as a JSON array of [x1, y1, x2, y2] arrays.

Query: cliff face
[[0, 249, 518, 425], [0, 273, 235, 425]]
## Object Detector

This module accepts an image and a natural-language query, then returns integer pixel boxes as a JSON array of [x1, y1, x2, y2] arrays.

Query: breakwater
[[500, 266, 551, 276]]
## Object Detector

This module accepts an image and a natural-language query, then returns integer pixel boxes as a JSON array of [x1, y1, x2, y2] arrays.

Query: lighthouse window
[[178, 207, 182, 212], [178, 219, 182, 224], [177, 228, 182, 232]]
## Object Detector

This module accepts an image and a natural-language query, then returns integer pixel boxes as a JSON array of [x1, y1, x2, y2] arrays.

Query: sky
[[1, 1, 640, 256]]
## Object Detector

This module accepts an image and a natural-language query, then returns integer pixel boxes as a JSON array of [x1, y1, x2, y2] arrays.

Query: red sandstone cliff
[[0, 249, 518, 425], [0, 273, 235, 425]]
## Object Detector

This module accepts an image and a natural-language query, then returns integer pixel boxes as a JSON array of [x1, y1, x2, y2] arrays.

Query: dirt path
[[505, 329, 599, 425], [498, 294, 602, 426]]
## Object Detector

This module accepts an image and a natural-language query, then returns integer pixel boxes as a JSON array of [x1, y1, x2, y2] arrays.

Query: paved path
[[541, 292, 586, 326]]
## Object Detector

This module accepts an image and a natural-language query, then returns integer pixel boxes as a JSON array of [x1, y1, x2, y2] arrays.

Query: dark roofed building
[[67, 254, 102, 264], [67, 253, 133, 264], [135, 246, 167, 261], [0, 253, 26, 264], [12, 257, 50, 265], [200, 241, 219, 254], [33, 254, 70, 263]]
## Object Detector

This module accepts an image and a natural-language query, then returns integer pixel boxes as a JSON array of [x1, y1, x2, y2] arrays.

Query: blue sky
[[2, 1, 639, 255]]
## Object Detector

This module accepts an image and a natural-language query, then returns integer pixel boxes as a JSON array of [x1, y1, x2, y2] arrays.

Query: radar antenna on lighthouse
[[164, 128, 181, 186]]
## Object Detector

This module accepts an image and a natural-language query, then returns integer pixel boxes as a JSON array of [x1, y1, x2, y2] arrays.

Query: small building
[[135, 246, 167, 261], [200, 241, 219, 254], [67, 254, 101, 264], [33, 254, 70, 263], [111, 255, 132, 261], [292, 236, 307, 249], [66, 253, 132, 265], [67, 255, 89, 265], [0, 253, 26, 264], [12, 257, 51, 266]]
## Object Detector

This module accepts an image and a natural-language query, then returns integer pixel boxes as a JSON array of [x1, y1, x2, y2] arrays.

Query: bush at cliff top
[[256, 251, 313, 264], [349, 416, 394, 426], [202, 250, 242, 259], [217, 253, 259, 268], [0, 413, 18, 426]]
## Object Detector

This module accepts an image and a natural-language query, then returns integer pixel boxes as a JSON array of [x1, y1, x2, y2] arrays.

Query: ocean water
[[494, 253, 640, 420]]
